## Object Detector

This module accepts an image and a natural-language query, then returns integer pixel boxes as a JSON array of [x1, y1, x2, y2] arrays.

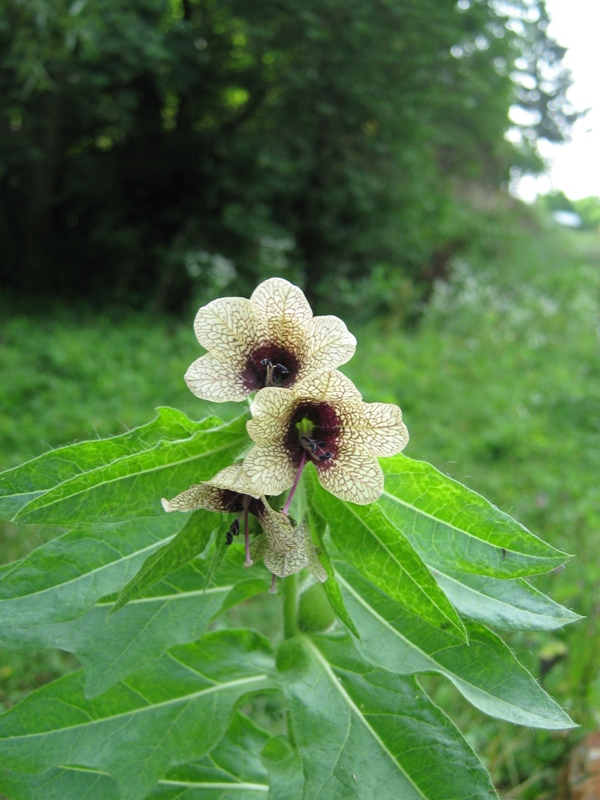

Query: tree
[[0, 0, 574, 312]]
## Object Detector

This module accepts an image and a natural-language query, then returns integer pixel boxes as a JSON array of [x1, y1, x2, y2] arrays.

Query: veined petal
[[294, 369, 362, 403], [338, 401, 409, 457], [249, 534, 270, 563], [206, 463, 261, 498], [256, 499, 297, 552], [244, 443, 296, 496], [264, 537, 309, 578], [161, 483, 229, 513], [193, 296, 257, 361], [248, 388, 296, 444], [361, 401, 409, 455], [303, 315, 357, 374], [185, 353, 249, 402], [317, 452, 384, 504], [250, 278, 312, 348]]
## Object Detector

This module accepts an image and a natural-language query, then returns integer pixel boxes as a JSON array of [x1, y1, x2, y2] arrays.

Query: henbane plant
[[0, 278, 579, 800]]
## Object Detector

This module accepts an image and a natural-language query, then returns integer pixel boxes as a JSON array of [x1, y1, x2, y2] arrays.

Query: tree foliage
[[0, 0, 573, 311]]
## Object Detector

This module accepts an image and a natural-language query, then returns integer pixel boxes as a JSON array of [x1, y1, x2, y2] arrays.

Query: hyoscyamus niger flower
[[161, 463, 296, 566], [185, 277, 357, 402], [244, 369, 409, 505]]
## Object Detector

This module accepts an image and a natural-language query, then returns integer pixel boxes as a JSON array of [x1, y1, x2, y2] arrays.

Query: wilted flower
[[161, 463, 295, 566], [251, 520, 328, 592], [244, 370, 409, 505], [185, 277, 356, 402]]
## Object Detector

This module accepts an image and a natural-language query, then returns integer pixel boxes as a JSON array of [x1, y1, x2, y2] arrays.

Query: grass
[[0, 214, 599, 796]]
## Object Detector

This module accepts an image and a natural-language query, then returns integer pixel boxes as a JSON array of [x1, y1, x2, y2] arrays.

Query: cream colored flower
[[185, 277, 357, 402], [161, 463, 296, 564], [250, 520, 328, 583], [244, 370, 409, 505]]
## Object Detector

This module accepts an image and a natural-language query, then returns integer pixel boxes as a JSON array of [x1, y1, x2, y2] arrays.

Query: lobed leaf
[[309, 470, 467, 642], [335, 562, 576, 729], [0, 553, 270, 698], [11, 412, 250, 526], [0, 630, 274, 800], [0, 712, 271, 800], [0, 514, 183, 632], [261, 736, 304, 800], [277, 634, 497, 800], [379, 454, 569, 577]]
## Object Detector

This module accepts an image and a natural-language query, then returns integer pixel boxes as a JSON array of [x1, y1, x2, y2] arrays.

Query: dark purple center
[[285, 401, 341, 471], [241, 344, 300, 392], [220, 490, 264, 518]]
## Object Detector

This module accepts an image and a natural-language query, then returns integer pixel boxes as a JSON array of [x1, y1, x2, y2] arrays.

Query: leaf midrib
[[0, 674, 269, 741], [304, 637, 426, 799], [380, 489, 563, 562], [17, 436, 244, 518], [337, 572, 564, 726], [341, 502, 465, 638]]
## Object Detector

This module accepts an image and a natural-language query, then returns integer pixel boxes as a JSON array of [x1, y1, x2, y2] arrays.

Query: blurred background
[[1, 1, 599, 797]]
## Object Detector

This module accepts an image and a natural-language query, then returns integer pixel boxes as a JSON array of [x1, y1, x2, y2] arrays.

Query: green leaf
[[277, 635, 497, 799], [309, 470, 467, 642], [379, 455, 569, 577], [152, 711, 271, 798], [432, 568, 582, 631], [0, 514, 183, 632], [335, 561, 576, 729], [261, 736, 303, 800], [0, 712, 271, 800], [0, 630, 274, 800], [111, 508, 227, 613], [12, 412, 250, 526], [0, 553, 270, 697], [0, 408, 216, 519], [305, 498, 360, 638], [0, 766, 120, 800]]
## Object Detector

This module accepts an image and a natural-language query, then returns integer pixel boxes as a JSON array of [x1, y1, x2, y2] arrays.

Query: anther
[[225, 518, 240, 546], [262, 358, 289, 387], [300, 434, 333, 462]]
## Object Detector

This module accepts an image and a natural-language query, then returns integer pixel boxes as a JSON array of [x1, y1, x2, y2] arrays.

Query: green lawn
[[1, 221, 599, 797]]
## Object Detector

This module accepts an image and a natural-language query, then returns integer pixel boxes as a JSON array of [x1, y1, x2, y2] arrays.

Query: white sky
[[512, 0, 600, 201]]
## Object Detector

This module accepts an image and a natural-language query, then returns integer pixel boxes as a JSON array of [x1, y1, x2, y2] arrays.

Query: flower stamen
[[300, 433, 333, 462], [261, 358, 290, 387], [225, 518, 240, 546], [269, 573, 278, 594]]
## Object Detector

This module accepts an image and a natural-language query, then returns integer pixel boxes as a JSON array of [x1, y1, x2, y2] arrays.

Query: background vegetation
[[1, 0, 598, 797], [1, 0, 574, 313], [2, 209, 599, 797]]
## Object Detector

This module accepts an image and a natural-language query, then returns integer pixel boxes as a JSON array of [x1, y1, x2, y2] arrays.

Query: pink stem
[[269, 573, 277, 594], [282, 451, 307, 516], [244, 505, 253, 567]]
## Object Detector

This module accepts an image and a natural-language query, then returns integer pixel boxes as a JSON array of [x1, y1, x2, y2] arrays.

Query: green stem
[[282, 572, 299, 639], [282, 572, 299, 749]]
